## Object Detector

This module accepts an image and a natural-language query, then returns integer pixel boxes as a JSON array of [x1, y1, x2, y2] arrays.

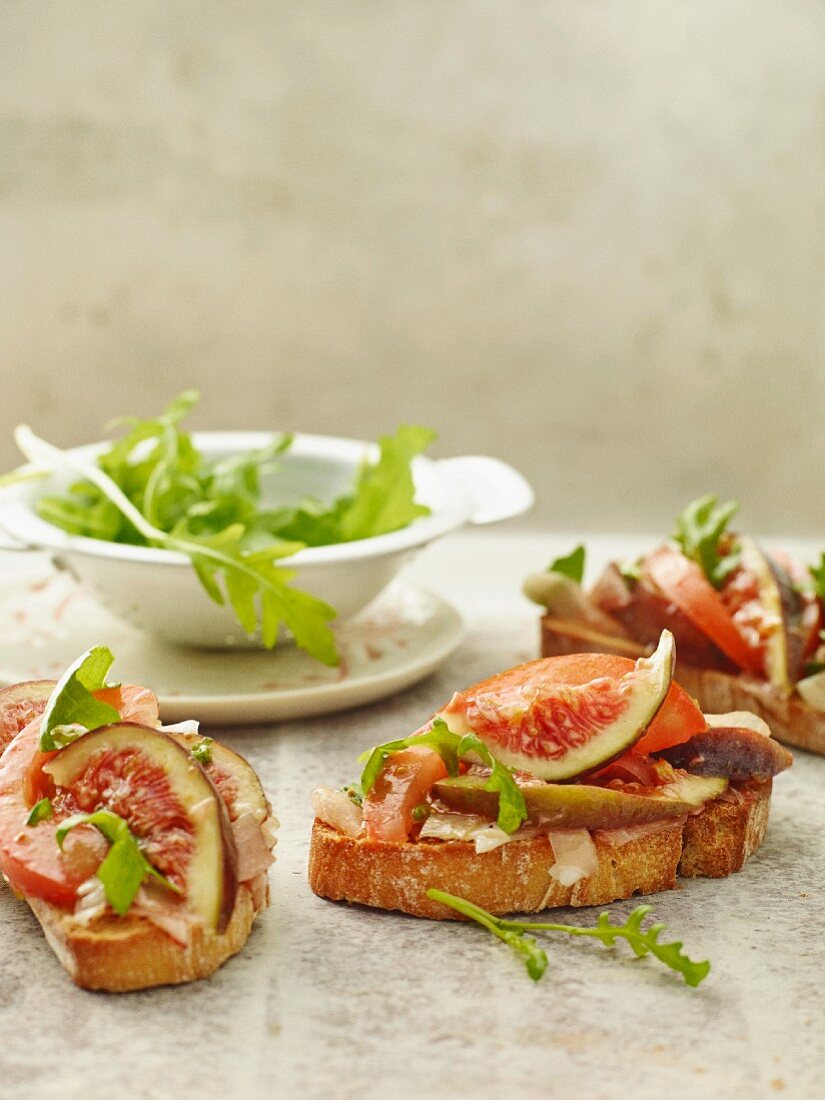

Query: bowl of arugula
[[0, 393, 533, 663]]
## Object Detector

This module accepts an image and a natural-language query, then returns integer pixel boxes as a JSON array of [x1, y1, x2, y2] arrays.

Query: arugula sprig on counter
[[57, 809, 180, 917], [673, 494, 740, 589], [359, 719, 527, 833], [428, 891, 710, 987], [17, 394, 435, 664]]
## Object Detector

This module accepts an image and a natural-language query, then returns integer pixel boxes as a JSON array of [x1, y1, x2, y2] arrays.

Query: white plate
[[0, 553, 464, 725]]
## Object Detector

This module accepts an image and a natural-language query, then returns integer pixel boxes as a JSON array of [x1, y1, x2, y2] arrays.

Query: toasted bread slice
[[540, 615, 825, 755], [27, 877, 268, 992], [308, 781, 771, 919]]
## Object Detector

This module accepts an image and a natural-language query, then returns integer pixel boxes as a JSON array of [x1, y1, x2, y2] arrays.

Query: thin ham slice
[[232, 812, 275, 882]]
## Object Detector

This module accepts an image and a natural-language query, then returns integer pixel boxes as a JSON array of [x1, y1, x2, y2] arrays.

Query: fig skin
[[439, 631, 676, 782], [654, 726, 792, 779], [45, 723, 238, 932], [431, 772, 726, 831], [170, 732, 269, 823], [739, 540, 806, 689]]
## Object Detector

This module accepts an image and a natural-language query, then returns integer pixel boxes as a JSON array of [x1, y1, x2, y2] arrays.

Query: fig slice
[[736, 538, 805, 691], [432, 772, 727, 830], [0, 681, 55, 756], [654, 716, 792, 779], [45, 723, 237, 931], [437, 630, 676, 781], [169, 732, 269, 823]]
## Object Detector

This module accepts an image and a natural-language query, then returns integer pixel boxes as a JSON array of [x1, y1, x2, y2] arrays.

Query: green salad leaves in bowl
[[0, 393, 533, 662]]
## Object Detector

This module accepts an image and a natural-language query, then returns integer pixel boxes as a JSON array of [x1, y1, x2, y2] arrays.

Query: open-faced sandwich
[[525, 496, 825, 755], [0, 648, 276, 991], [308, 630, 791, 920]]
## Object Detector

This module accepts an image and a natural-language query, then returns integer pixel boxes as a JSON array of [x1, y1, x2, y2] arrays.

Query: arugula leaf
[[428, 892, 710, 987], [429, 890, 548, 980], [39, 646, 121, 752], [547, 545, 586, 585], [809, 555, 825, 603], [26, 797, 53, 826], [191, 737, 213, 766], [673, 494, 740, 589], [455, 732, 528, 834], [338, 425, 436, 541], [359, 719, 464, 795], [57, 809, 180, 917], [358, 719, 527, 834], [342, 783, 364, 807], [169, 521, 338, 665]]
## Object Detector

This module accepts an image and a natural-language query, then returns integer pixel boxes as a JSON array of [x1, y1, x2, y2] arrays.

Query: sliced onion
[[419, 811, 537, 852], [704, 712, 772, 737], [160, 719, 201, 736], [72, 875, 107, 925], [547, 828, 599, 886], [311, 786, 363, 838]]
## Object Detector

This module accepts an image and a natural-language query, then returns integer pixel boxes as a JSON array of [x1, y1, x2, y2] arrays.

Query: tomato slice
[[644, 548, 762, 674], [363, 745, 448, 843], [0, 721, 89, 905]]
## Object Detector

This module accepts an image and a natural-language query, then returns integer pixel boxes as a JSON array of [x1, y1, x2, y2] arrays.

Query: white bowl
[[0, 431, 533, 648]]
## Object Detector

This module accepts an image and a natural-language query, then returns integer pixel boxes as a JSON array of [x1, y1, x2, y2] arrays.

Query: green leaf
[[26, 798, 54, 826], [673, 495, 740, 589], [56, 809, 179, 917], [427, 890, 548, 981], [338, 425, 436, 541], [455, 733, 528, 834], [342, 783, 364, 807], [809, 555, 825, 603], [427, 893, 709, 987], [190, 737, 213, 766], [166, 522, 339, 664], [547, 545, 586, 584], [358, 720, 527, 834], [39, 647, 121, 752], [359, 720, 464, 795]]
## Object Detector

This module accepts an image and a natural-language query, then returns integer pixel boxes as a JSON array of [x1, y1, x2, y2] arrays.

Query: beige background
[[2, 1, 824, 534]]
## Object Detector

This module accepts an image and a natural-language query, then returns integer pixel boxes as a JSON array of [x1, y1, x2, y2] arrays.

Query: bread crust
[[27, 879, 268, 992], [308, 781, 771, 919], [540, 615, 825, 754]]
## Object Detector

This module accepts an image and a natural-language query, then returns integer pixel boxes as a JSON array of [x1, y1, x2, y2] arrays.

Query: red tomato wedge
[[363, 745, 448, 843], [0, 720, 91, 905], [644, 547, 762, 674]]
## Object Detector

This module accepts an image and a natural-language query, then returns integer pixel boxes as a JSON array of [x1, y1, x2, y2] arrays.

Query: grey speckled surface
[[0, 533, 823, 1099]]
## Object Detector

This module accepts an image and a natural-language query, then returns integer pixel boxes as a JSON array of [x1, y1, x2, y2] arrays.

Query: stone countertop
[[0, 532, 823, 1099]]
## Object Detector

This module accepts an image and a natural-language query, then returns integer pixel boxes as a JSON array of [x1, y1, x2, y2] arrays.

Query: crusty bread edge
[[308, 781, 771, 920], [27, 879, 268, 992], [540, 615, 825, 755]]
